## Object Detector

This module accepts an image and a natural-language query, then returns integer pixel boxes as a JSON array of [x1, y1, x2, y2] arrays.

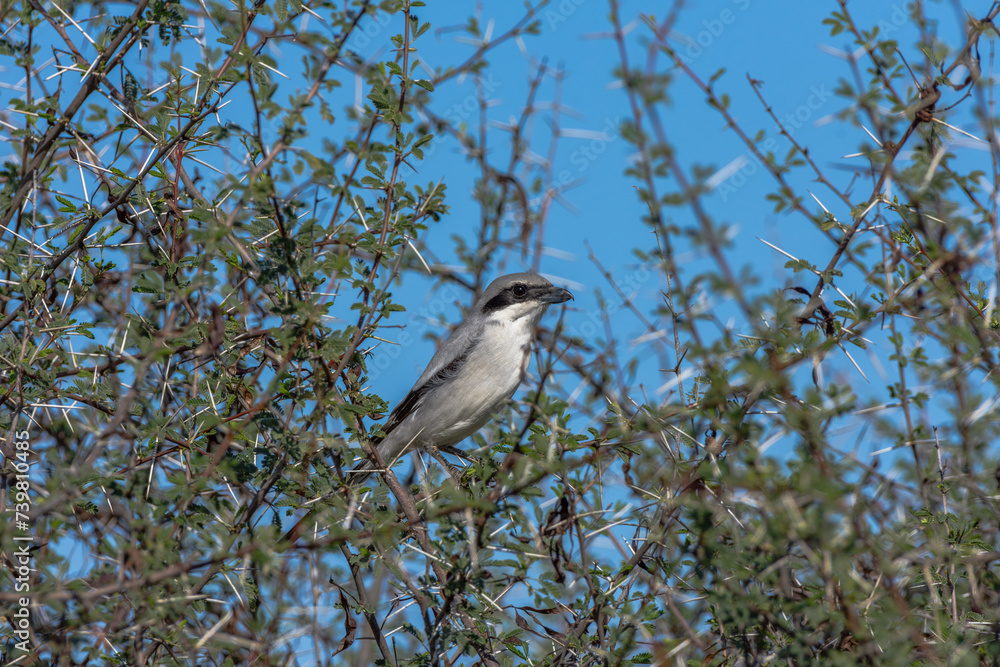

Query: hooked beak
[[536, 285, 574, 305]]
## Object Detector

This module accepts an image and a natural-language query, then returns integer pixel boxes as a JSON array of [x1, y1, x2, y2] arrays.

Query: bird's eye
[[511, 284, 528, 299]]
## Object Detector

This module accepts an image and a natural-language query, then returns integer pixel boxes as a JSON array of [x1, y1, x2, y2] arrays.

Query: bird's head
[[477, 273, 574, 324]]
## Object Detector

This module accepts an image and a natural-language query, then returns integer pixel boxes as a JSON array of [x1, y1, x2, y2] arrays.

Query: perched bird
[[351, 273, 573, 486]]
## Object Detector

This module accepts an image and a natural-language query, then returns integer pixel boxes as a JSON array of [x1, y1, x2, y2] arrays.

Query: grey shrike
[[350, 273, 573, 486]]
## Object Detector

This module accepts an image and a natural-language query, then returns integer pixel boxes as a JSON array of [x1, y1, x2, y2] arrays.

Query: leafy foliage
[[1, 1, 999, 666]]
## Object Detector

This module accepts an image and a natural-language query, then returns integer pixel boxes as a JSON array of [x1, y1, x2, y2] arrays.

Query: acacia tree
[[1, 0, 999, 665]]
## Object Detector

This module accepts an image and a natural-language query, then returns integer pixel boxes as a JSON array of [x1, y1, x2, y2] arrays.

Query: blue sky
[[329, 1, 989, 446]]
